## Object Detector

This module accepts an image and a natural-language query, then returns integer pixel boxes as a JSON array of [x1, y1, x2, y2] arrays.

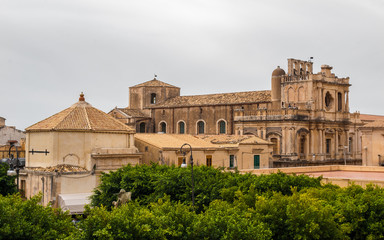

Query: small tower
[[129, 78, 180, 110], [271, 66, 285, 109], [287, 59, 313, 76]]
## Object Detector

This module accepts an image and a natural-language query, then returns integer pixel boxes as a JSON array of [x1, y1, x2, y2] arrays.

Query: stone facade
[[0, 117, 25, 146], [111, 58, 363, 165], [135, 134, 273, 169]]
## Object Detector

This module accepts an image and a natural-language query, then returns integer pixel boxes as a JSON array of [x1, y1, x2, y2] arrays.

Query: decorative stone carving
[[113, 189, 132, 207]]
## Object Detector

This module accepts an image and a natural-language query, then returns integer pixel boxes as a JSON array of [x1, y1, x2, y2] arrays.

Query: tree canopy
[[0, 163, 16, 196], [3, 164, 384, 239]]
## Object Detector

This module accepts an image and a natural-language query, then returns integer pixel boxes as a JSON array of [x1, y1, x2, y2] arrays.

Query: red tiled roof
[[360, 114, 384, 121], [149, 90, 271, 108], [131, 79, 179, 88], [117, 108, 150, 118], [26, 100, 134, 133]]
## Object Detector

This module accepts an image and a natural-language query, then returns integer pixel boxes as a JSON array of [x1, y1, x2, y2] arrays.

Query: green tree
[[91, 164, 322, 212], [0, 194, 76, 240], [0, 163, 16, 195]]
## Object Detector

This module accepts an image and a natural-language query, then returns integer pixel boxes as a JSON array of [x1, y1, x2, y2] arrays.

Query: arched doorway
[[139, 122, 146, 133]]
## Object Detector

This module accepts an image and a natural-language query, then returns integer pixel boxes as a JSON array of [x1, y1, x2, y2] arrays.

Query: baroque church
[[110, 58, 363, 166]]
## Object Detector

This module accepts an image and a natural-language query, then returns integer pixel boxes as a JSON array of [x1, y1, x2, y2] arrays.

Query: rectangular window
[[178, 157, 184, 166], [229, 155, 235, 168], [254, 155, 260, 169], [179, 122, 185, 134], [326, 139, 331, 154], [206, 155, 212, 167], [20, 180, 26, 198]]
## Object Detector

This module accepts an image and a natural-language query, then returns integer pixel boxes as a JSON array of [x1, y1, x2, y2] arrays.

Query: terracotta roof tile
[[362, 121, 384, 128], [135, 134, 219, 149], [149, 90, 271, 108], [197, 135, 270, 146], [360, 114, 384, 121], [117, 108, 150, 118], [131, 79, 179, 88], [26, 164, 88, 173], [26, 100, 134, 133]]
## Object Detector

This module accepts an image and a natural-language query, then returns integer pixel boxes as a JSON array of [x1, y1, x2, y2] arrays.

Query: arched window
[[325, 92, 333, 108], [150, 93, 156, 104], [298, 87, 305, 102], [337, 92, 342, 111], [300, 136, 306, 154], [197, 121, 205, 134], [139, 122, 146, 133], [271, 138, 278, 154], [178, 121, 185, 134], [288, 87, 295, 102], [160, 122, 166, 133], [218, 120, 226, 134]]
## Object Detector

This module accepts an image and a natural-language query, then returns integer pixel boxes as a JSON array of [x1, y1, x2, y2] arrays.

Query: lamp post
[[6, 142, 20, 192], [180, 143, 195, 207]]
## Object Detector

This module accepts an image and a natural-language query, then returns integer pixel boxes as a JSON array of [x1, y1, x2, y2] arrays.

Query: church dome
[[26, 93, 134, 133], [272, 66, 286, 77]]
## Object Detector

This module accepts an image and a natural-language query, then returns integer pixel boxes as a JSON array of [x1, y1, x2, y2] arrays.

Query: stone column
[[335, 129, 339, 159], [287, 128, 293, 155], [290, 127, 296, 156], [310, 129, 315, 158], [345, 91, 349, 112], [282, 127, 287, 155], [345, 130, 349, 159], [319, 129, 324, 160], [129, 134, 135, 148]]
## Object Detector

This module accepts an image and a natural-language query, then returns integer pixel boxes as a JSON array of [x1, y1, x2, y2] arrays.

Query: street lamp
[[179, 143, 195, 207], [6, 142, 20, 192]]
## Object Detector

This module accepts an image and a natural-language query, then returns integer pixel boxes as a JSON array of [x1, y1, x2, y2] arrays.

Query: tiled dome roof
[[26, 93, 134, 133]]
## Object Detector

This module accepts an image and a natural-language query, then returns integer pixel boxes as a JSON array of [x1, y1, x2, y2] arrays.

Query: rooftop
[[149, 90, 271, 108], [26, 164, 88, 173], [130, 78, 179, 88], [360, 114, 384, 122], [114, 108, 150, 118], [197, 135, 270, 147], [26, 93, 135, 133], [135, 134, 219, 150], [361, 120, 384, 128]]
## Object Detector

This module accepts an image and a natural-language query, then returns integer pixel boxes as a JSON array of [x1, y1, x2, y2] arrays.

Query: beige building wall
[[361, 127, 384, 166], [26, 131, 135, 171], [21, 172, 97, 206], [135, 136, 272, 169]]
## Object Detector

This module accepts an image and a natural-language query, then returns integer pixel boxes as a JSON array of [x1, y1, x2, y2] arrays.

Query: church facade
[[110, 58, 363, 165]]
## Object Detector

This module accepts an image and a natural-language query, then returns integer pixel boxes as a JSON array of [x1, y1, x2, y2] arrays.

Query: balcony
[[234, 108, 310, 122]]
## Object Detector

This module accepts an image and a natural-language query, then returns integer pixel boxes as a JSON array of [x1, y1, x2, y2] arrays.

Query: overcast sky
[[1, 0, 383, 130]]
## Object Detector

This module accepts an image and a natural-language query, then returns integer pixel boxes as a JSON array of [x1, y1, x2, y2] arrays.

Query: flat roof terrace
[[241, 165, 384, 187]]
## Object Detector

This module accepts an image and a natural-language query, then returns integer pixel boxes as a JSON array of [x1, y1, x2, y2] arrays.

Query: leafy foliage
[[0, 194, 76, 240], [0, 163, 16, 196], [72, 197, 272, 240], [91, 164, 322, 212], [4, 164, 384, 239]]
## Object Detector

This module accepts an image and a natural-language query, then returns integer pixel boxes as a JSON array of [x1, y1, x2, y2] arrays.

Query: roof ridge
[[91, 106, 134, 131], [83, 106, 92, 130], [26, 107, 72, 131], [53, 106, 84, 130], [131, 79, 179, 88], [171, 90, 271, 98]]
